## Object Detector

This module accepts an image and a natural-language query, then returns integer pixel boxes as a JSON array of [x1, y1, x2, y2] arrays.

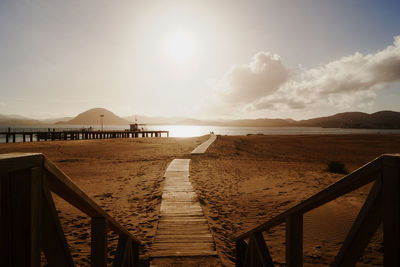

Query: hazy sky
[[1, 0, 400, 120]]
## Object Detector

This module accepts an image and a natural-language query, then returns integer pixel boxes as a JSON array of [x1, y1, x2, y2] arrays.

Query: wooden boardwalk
[[191, 134, 217, 155], [150, 159, 217, 257]]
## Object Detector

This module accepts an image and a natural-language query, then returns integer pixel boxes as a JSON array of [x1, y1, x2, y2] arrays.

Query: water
[[1, 124, 400, 143]]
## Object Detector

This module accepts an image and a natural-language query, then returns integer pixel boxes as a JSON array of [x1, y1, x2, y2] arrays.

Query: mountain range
[[0, 108, 400, 129]]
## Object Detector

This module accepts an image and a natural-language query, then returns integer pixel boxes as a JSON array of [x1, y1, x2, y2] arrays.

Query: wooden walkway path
[[191, 134, 217, 155], [150, 159, 217, 257]]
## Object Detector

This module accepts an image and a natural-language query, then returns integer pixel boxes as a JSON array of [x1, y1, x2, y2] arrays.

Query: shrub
[[326, 161, 348, 174]]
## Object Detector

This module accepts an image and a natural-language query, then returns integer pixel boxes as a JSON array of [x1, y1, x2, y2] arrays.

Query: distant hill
[[56, 108, 130, 125], [0, 114, 44, 125], [1, 108, 400, 129], [295, 111, 400, 129]]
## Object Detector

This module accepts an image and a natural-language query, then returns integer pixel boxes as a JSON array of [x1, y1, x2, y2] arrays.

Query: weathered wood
[[91, 217, 107, 267], [0, 167, 42, 267], [237, 156, 381, 240], [0, 153, 43, 174], [286, 213, 302, 267], [382, 155, 400, 266], [244, 232, 274, 267], [332, 178, 383, 267], [236, 239, 248, 267], [30, 167, 43, 267], [41, 176, 75, 267], [191, 134, 217, 154], [113, 235, 138, 267], [151, 159, 217, 258]]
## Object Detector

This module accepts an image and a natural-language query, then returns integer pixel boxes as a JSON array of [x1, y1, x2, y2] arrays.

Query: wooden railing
[[235, 154, 400, 267], [0, 153, 142, 266]]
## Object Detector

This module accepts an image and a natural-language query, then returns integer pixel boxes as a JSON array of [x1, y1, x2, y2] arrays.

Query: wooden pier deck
[[191, 134, 216, 154], [150, 159, 217, 257], [0, 129, 169, 143]]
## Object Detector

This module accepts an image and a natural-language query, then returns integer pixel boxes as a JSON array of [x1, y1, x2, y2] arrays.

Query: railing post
[[91, 217, 108, 267], [382, 155, 400, 266], [0, 166, 42, 267], [235, 239, 248, 267], [286, 213, 303, 267]]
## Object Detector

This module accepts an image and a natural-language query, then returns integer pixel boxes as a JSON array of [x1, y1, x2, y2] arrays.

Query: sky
[[0, 0, 400, 120]]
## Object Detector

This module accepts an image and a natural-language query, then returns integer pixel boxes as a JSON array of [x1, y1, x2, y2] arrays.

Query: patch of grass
[[326, 161, 348, 174]]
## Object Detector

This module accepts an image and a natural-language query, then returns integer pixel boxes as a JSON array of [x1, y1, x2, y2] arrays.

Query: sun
[[167, 31, 195, 63]]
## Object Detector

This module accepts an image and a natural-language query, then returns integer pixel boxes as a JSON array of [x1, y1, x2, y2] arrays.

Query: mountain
[[56, 108, 130, 125], [1, 108, 399, 129], [295, 111, 400, 129], [0, 114, 44, 125], [41, 117, 73, 124]]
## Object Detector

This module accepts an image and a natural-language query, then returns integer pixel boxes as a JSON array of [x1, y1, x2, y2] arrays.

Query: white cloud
[[216, 35, 400, 113], [216, 52, 289, 103]]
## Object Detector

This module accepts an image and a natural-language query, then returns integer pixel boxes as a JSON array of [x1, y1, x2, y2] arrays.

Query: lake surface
[[1, 124, 400, 143]]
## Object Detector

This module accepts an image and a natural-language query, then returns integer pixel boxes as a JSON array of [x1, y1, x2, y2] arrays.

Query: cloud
[[216, 35, 400, 112], [217, 52, 289, 103]]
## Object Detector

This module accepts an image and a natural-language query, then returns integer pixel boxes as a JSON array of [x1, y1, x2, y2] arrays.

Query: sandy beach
[[1, 134, 399, 266]]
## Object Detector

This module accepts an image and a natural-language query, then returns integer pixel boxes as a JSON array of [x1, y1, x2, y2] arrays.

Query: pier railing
[[235, 154, 400, 266], [0, 153, 142, 266]]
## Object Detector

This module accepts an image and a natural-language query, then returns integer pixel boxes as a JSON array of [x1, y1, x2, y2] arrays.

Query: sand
[[1, 134, 399, 266], [190, 134, 400, 266]]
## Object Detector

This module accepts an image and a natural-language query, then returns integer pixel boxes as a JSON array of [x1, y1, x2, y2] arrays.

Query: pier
[[0, 129, 169, 143]]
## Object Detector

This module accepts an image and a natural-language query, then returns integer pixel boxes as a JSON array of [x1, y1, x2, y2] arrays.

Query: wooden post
[[41, 176, 74, 267], [12, 133, 16, 143], [6, 133, 9, 143], [236, 239, 248, 267], [30, 133, 33, 142], [91, 217, 107, 267], [332, 178, 382, 266], [0, 167, 42, 267], [23, 133, 26, 142], [243, 232, 274, 266], [382, 155, 400, 266], [286, 213, 303, 267]]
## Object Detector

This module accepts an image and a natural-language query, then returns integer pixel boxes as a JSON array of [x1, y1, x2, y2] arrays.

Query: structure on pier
[[129, 123, 146, 132]]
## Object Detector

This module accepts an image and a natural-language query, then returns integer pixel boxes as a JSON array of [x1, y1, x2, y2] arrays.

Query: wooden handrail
[[0, 152, 143, 266], [43, 158, 141, 244], [236, 155, 382, 240], [235, 154, 400, 267]]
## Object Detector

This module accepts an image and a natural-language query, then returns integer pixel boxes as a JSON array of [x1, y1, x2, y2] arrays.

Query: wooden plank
[[191, 134, 217, 155], [0, 153, 43, 174], [382, 155, 400, 266], [332, 178, 383, 266], [91, 217, 107, 267], [286, 213, 303, 267], [151, 158, 217, 258], [236, 239, 248, 267], [243, 232, 274, 267], [0, 168, 42, 267], [150, 251, 218, 257], [30, 167, 43, 267]]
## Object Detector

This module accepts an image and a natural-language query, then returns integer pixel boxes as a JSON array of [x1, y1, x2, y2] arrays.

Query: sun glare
[[167, 31, 195, 63]]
